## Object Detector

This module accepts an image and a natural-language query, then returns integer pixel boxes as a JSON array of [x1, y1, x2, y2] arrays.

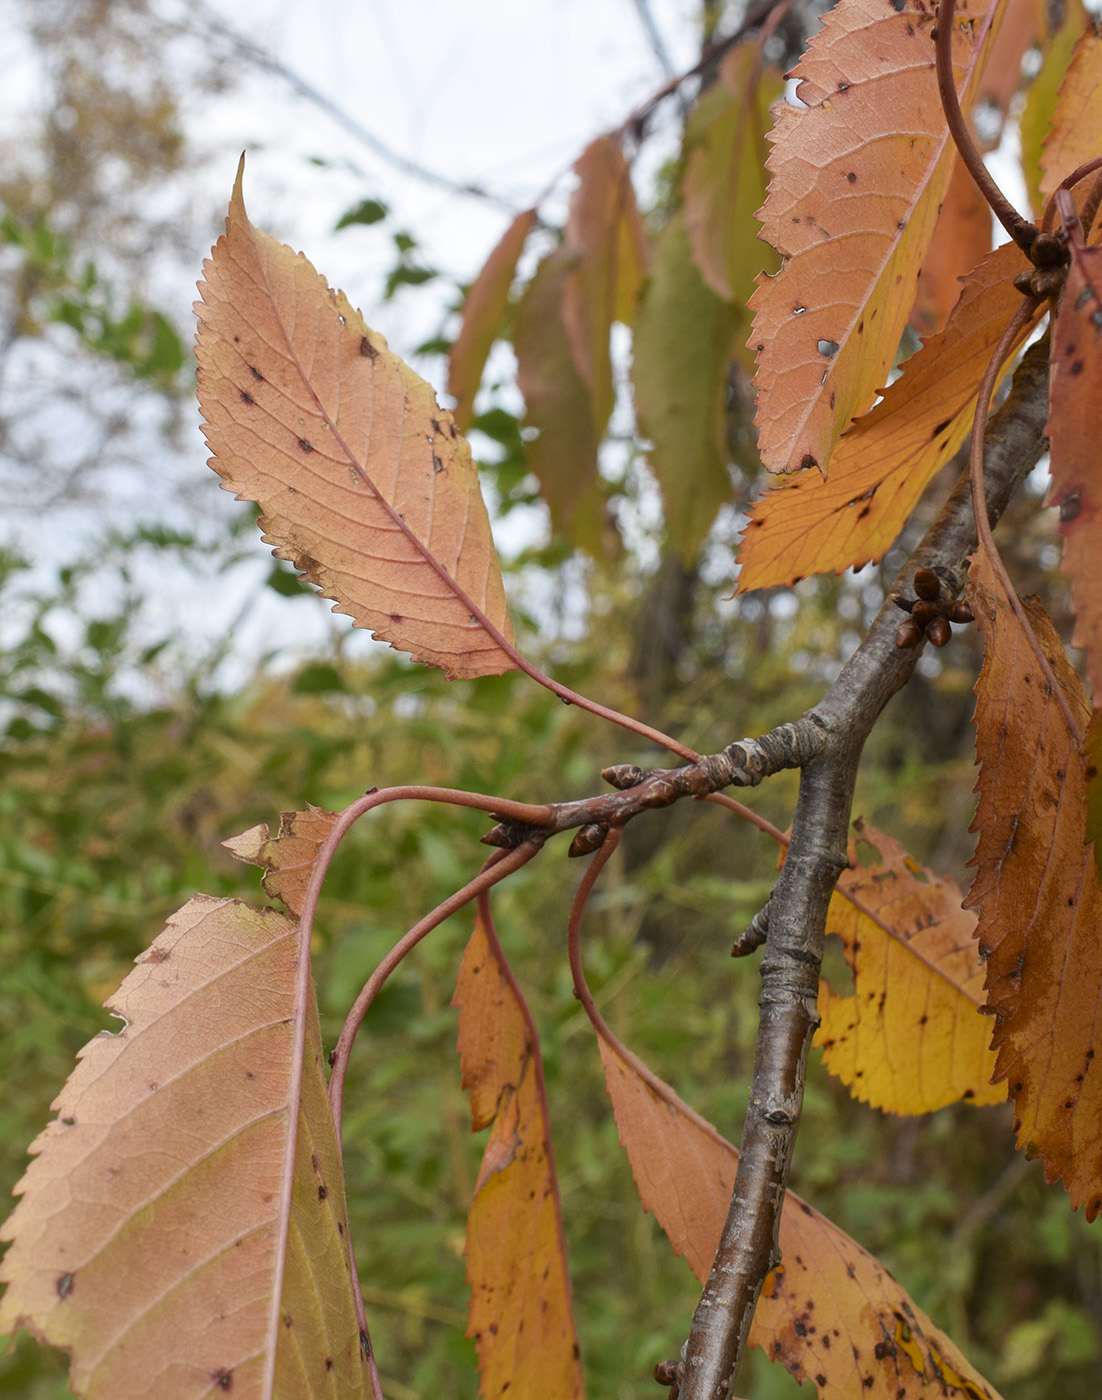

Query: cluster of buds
[[891, 567, 973, 649]]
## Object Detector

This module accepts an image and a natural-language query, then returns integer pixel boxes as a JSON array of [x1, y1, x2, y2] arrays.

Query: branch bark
[[675, 335, 1051, 1400]]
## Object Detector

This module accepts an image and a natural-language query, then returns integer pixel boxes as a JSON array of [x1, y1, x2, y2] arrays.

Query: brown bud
[[1014, 269, 1036, 297], [602, 764, 646, 790], [911, 599, 940, 626], [927, 616, 952, 647], [481, 823, 516, 849], [1030, 267, 1064, 300], [890, 592, 915, 614], [896, 618, 922, 648], [946, 599, 974, 624], [568, 823, 609, 857], [1031, 230, 1066, 268], [913, 567, 941, 602]]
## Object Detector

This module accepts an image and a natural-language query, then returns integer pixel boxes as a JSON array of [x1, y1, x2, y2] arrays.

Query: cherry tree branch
[[674, 335, 1051, 1400]]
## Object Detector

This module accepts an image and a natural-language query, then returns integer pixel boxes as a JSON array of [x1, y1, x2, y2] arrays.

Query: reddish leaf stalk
[[934, 0, 1036, 251], [1041, 155, 1102, 233]]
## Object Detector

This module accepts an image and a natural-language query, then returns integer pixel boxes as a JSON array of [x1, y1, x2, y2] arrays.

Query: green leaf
[[334, 196, 388, 229], [631, 209, 738, 562]]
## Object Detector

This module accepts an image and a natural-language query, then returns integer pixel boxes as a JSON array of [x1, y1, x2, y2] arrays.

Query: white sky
[[1, 0, 711, 686]]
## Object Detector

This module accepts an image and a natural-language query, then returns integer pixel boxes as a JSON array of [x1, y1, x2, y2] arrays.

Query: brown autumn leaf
[[224, 806, 338, 918], [562, 135, 648, 437], [196, 160, 515, 681], [681, 42, 782, 310], [966, 551, 1102, 1217], [910, 155, 994, 337], [0, 896, 367, 1400], [751, 0, 1006, 476], [1085, 708, 1102, 880], [738, 241, 1032, 591], [513, 245, 603, 549], [1039, 24, 1102, 208], [815, 819, 1003, 1115], [448, 208, 537, 434], [454, 915, 583, 1400], [595, 1026, 1001, 1398], [1045, 225, 1102, 699]]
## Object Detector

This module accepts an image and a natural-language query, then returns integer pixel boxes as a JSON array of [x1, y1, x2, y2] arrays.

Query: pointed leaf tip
[[196, 174, 516, 679]]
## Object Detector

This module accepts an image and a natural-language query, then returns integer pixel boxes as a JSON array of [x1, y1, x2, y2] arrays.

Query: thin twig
[[934, 0, 1036, 251]]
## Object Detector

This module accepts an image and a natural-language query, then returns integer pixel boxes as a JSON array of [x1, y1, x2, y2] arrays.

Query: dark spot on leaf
[[432, 454, 444, 472], [240, 390, 255, 405], [838, 81, 850, 91], [298, 438, 314, 452], [800, 453, 818, 471], [817, 1375, 827, 1387], [213, 1369, 233, 1391], [318, 1185, 328, 1201], [56, 1272, 75, 1300], [62, 1116, 76, 1126], [360, 336, 378, 359], [283, 1313, 293, 1328], [858, 505, 872, 519], [360, 1330, 372, 1358], [389, 613, 403, 624], [325, 1358, 334, 1371], [1071, 360, 1084, 374], [249, 366, 264, 381], [846, 172, 857, 183]]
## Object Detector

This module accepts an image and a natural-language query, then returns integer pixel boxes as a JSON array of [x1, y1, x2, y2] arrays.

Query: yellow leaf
[[449, 208, 537, 434], [815, 819, 1003, 1115], [454, 916, 583, 1400], [738, 241, 1031, 591], [196, 159, 515, 680], [1040, 24, 1102, 208], [1018, 0, 1089, 215], [751, 0, 1006, 475], [595, 1028, 1002, 1399], [967, 552, 1102, 1216], [0, 896, 366, 1399]]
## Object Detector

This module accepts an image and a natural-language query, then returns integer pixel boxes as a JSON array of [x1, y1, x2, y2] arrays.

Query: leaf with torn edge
[[738, 241, 1032, 591], [448, 208, 537, 434], [224, 806, 338, 918], [816, 819, 1003, 1115], [0, 895, 367, 1400], [454, 915, 583, 1400], [594, 1023, 1002, 1399], [1045, 229, 1102, 700], [967, 550, 1102, 1217], [751, 0, 1006, 475], [196, 159, 515, 681]]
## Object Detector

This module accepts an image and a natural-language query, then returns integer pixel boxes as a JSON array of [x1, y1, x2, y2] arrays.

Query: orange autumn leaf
[[562, 136, 648, 437], [967, 551, 1102, 1217], [815, 819, 1003, 1115], [449, 208, 537, 433], [1085, 708, 1102, 880], [1045, 227, 1102, 699], [1039, 25, 1102, 208], [910, 155, 994, 337], [0, 896, 366, 1400], [1018, 0, 1089, 215], [224, 806, 338, 918], [196, 159, 515, 680], [682, 42, 782, 309], [751, 0, 1006, 476], [595, 1027, 1001, 1399], [454, 915, 583, 1400], [738, 241, 1032, 590]]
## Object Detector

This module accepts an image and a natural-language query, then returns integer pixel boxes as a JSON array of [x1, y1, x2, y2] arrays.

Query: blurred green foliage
[[1, 524, 1099, 1400]]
